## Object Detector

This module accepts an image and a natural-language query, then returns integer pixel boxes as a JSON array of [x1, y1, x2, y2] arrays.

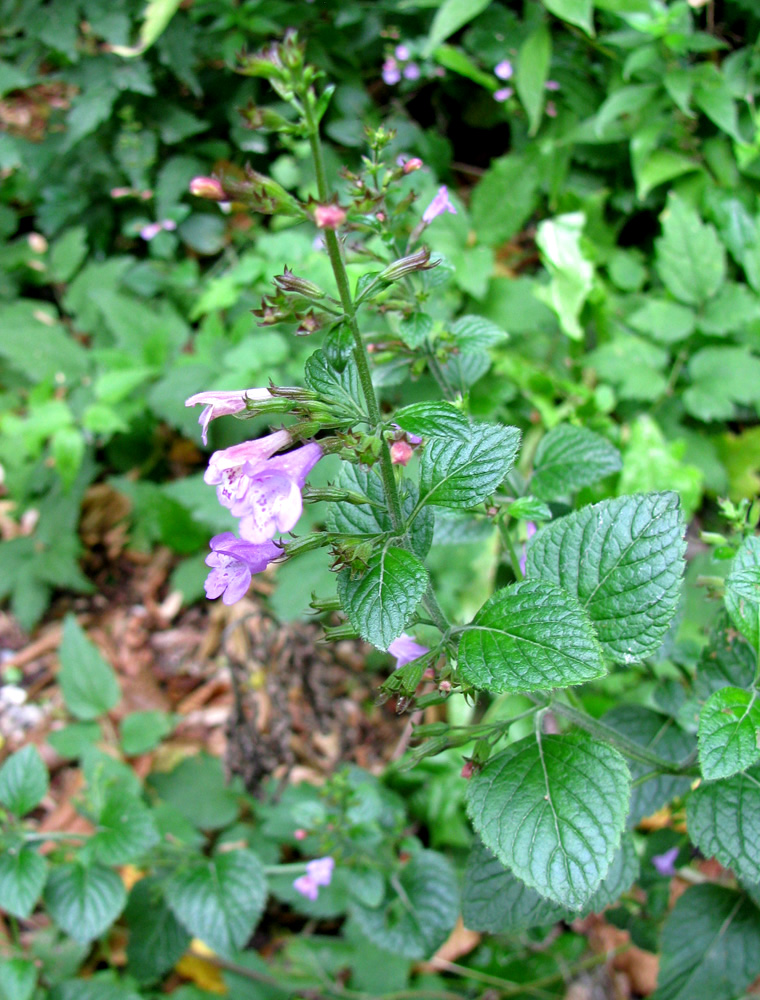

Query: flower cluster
[[382, 43, 420, 85], [293, 856, 335, 901]]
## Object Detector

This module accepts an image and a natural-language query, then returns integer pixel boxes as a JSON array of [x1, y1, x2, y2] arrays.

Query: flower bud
[[403, 157, 423, 174], [273, 267, 326, 299], [378, 247, 438, 283], [314, 203, 347, 230], [222, 168, 304, 216], [189, 176, 226, 200], [390, 440, 414, 466], [294, 828, 308, 841], [461, 760, 474, 780]]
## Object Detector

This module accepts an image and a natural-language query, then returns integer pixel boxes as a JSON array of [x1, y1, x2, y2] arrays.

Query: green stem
[[498, 516, 524, 581]]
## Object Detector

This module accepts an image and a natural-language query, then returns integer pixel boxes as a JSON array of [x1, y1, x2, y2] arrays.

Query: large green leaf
[[470, 155, 540, 247], [125, 878, 191, 985], [458, 580, 605, 693], [90, 790, 160, 865], [393, 401, 469, 439], [687, 767, 760, 884], [655, 194, 726, 306], [0, 959, 36, 1000], [542, 0, 593, 33], [526, 492, 685, 662], [58, 615, 120, 721], [418, 422, 520, 508], [515, 24, 551, 135], [422, 0, 491, 56], [467, 733, 631, 909], [653, 885, 760, 1000], [531, 424, 621, 500], [725, 535, 760, 649], [684, 347, 760, 423], [350, 851, 459, 959], [165, 849, 267, 958], [0, 745, 48, 817], [337, 546, 428, 648], [698, 688, 760, 780], [45, 863, 127, 944], [0, 845, 47, 919]]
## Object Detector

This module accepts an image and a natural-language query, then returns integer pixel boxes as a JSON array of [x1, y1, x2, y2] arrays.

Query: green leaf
[[587, 333, 668, 401], [684, 347, 760, 422], [458, 580, 605, 694], [516, 24, 552, 135], [0, 958, 36, 1000], [699, 282, 760, 336], [303, 350, 365, 422], [695, 618, 756, 701], [618, 415, 703, 521], [0, 745, 49, 816], [450, 315, 508, 352], [423, 0, 491, 56], [47, 722, 102, 760], [337, 546, 429, 649], [49, 227, 88, 283], [110, 0, 183, 56], [147, 753, 242, 830], [535, 212, 594, 340], [0, 301, 89, 384], [45, 863, 127, 944], [542, 0, 593, 34], [655, 194, 726, 306], [120, 711, 174, 755], [725, 535, 760, 648], [398, 313, 433, 348], [393, 402, 469, 439], [688, 767, 760, 884], [165, 849, 267, 958], [653, 885, 760, 1000], [470, 155, 540, 247], [0, 846, 47, 919], [90, 790, 160, 865], [125, 878, 191, 984], [58, 615, 120, 720], [526, 493, 685, 662], [433, 44, 499, 89], [50, 975, 142, 1000], [634, 148, 700, 201], [698, 688, 760, 780], [531, 424, 621, 500], [467, 733, 631, 909], [350, 850, 459, 959], [418, 422, 521, 508], [627, 299, 696, 344]]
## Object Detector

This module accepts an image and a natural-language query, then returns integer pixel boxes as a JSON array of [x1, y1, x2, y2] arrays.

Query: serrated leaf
[[699, 282, 760, 336], [531, 424, 621, 500], [698, 688, 760, 780], [337, 546, 428, 649], [45, 863, 127, 944], [653, 885, 760, 1000], [467, 733, 631, 909], [58, 615, 120, 721], [450, 315, 508, 352], [655, 194, 726, 306], [90, 790, 160, 865], [458, 580, 605, 694], [688, 767, 760, 884], [165, 849, 267, 958], [726, 535, 760, 649], [398, 313, 433, 348], [695, 618, 755, 701], [0, 845, 47, 919], [125, 878, 191, 984], [419, 422, 520, 508], [0, 958, 36, 1000], [394, 402, 469, 440], [0, 745, 49, 816], [303, 350, 365, 422], [350, 851, 459, 959], [526, 493, 685, 662], [684, 346, 760, 423], [602, 706, 693, 826]]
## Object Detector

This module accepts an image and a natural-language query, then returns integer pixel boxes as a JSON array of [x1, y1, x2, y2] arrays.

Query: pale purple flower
[[388, 633, 429, 669], [494, 60, 513, 80], [422, 186, 457, 225], [294, 856, 335, 901], [140, 222, 163, 241], [395, 44, 410, 61], [545, 79, 560, 91], [185, 387, 274, 445], [494, 87, 513, 103], [204, 533, 281, 604], [403, 63, 421, 81], [652, 847, 679, 878], [519, 522, 537, 577], [204, 429, 292, 508], [382, 58, 401, 85]]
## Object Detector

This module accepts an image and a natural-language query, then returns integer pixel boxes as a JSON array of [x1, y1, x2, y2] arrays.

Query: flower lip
[[185, 387, 274, 445], [204, 532, 282, 604], [421, 186, 457, 225], [388, 633, 429, 669]]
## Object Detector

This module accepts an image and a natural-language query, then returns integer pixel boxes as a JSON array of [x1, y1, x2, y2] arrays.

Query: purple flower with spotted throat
[[204, 533, 281, 604], [185, 387, 274, 446], [388, 633, 429, 669], [422, 186, 457, 224], [293, 856, 335, 901]]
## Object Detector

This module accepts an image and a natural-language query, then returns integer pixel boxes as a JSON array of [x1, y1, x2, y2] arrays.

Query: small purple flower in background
[[140, 219, 177, 241], [388, 633, 429, 669], [235, 442, 323, 544], [422, 186, 457, 224], [519, 521, 537, 577], [204, 533, 281, 604], [395, 44, 410, 61], [545, 79, 560, 91], [382, 58, 401, 85], [293, 856, 335, 901], [652, 847, 679, 878], [494, 87, 513, 103], [494, 59, 513, 80], [403, 63, 421, 81], [185, 387, 274, 446]]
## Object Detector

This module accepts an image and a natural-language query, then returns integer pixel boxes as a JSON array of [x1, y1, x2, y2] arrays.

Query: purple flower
[[494, 60, 513, 80], [235, 442, 323, 543], [388, 633, 429, 669], [140, 222, 163, 241], [422, 186, 457, 225], [382, 58, 401, 85], [204, 533, 281, 604], [652, 847, 679, 878], [185, 387, 274, 445], [519, 521, 537, 577], [294, 856, 335, 901], [545, 79, 560, 91], [395, 44, 410, 61], [403, 63, 421, 81], [494, 87, 513, 103], [204, 429, 292, 508]]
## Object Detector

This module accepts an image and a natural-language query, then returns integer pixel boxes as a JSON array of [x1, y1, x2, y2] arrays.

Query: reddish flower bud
[[294, 828, 308, 841], [438, 680, 452, 694], [390, 440, 414, 466], [403, 157, 423, 174], [314, 203, 347, 230], [189, 176, 226, 200], [461, 760, 474, 780]]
